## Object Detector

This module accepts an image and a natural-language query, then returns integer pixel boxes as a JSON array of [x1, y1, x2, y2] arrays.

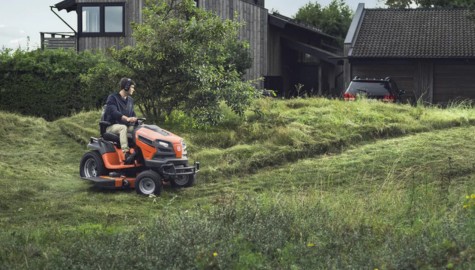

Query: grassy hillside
[[1, 98, 474, 269]]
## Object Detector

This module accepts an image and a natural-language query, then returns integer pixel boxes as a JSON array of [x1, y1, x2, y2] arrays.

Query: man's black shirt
[[105, 93, 136, 125]]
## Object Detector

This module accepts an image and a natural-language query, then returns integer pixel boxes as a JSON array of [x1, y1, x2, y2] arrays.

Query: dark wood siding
[[79, 36, 124, 51], [414, 61, 434, 103], [199, 0, 268, 84], [349, 59, 475, 104], [267, 25, 281, 76], [433, 63, 475, 103]]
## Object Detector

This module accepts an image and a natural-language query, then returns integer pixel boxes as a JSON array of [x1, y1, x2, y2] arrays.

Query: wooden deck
[[41, 32, 77, 50]]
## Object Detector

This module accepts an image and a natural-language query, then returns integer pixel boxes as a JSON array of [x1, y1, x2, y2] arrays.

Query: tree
[[108, 0, 255, 125], [385, 0, 475, 8], [294, 0, 353, 43]]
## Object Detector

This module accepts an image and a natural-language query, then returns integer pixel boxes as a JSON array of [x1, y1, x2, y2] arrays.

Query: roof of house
[[348, 8, 475, 58], [55, 0, 76, 12], [269, 13, 340, 40], [269, 13, 342, 55]]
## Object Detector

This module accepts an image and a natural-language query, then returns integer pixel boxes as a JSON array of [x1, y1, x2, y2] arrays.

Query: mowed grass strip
[[184, 125, 475, 203]]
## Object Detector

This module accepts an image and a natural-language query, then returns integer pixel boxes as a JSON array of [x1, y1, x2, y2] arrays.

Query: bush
[[0, 49, 119, 121], [5, 192, 473, 269]]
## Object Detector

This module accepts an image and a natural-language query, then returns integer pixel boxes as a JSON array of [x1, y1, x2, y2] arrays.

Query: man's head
[[119, 77, 136, 95]]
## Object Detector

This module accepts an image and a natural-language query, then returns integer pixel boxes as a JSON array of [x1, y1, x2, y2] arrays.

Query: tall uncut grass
[[1, 98, 475, 269]]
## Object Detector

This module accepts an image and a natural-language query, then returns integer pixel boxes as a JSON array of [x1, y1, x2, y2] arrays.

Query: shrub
[[0, 49, 118, 120]]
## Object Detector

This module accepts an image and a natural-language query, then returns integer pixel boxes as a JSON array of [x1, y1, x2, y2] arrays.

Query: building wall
[[349, 59, 475, 104], [433, 63, 475, 103], [267, 25, 281, 76], [199, 0, 268, 84]]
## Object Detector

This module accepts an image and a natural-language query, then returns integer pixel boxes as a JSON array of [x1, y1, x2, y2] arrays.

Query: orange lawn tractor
[[79, 119, 199, 195]]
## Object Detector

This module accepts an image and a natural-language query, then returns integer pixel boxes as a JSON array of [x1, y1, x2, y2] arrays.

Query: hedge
[[0, 49, 119, 121]]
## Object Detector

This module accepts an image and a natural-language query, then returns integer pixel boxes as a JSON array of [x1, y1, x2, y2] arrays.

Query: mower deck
[[81, 176, 136, 189]]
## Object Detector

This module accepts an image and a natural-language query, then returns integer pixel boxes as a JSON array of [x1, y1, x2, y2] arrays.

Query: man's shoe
[[125, 151, 136, 164]]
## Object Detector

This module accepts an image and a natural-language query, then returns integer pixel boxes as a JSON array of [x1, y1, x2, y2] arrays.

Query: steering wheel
[[137, 118, 146, 125]]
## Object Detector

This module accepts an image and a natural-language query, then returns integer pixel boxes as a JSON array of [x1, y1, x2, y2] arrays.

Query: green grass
[[1, 98, 475, 269], [189, 98, 475, 184]]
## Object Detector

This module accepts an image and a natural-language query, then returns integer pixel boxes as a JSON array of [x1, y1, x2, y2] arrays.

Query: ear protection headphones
[[125, 78, 132, 91]]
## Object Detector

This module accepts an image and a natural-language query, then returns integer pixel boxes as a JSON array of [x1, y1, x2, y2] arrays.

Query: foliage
[[79, 54, 131, 109], [107, 0, 256, 124], [294, 0, 353, 43], [463, 194, 475, 211], [385, 0, 475, 8], [0, 48, 114, 120]]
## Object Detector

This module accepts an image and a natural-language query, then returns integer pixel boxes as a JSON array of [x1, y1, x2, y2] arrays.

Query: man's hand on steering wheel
[[127, 117, 137, 123]]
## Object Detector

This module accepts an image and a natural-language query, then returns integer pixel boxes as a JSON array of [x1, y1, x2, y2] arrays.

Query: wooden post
[[318, 65, 322, 96], [41, 33, 45, 50]]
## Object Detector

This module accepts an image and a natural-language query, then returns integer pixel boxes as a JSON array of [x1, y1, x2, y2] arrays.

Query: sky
[[0, 0, 383, 50]]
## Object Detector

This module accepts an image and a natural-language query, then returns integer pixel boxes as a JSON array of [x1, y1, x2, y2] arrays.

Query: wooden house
[[48, 0, 143, 51], [344, 3, 475, 104], [47, 0, 343, 96]]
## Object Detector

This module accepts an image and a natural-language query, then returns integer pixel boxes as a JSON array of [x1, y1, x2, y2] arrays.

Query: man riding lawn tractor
[[104, 77, 138, 164], [79, 78, 199, 195]]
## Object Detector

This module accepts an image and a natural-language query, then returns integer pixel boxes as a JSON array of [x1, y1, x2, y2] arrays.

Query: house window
[[82, 6, 100, 33], [105, 6, 123, 33], [79, 3, 125, 36]]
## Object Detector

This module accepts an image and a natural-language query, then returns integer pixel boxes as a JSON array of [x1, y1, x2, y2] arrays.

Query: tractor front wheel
[[135, 170, 162, 196], [170, 166, 196, 188]]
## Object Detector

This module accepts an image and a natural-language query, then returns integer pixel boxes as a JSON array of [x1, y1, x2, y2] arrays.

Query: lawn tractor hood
[[136, 125, 188, 159]]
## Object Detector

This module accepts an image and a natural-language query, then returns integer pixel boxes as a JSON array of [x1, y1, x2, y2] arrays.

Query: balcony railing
[[40, 32, 76, 51]]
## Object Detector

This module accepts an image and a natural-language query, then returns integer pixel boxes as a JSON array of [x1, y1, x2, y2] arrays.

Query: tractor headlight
[[181, 140, 187, 150], [154, 140, 172, 149], [182, 140, 188, 156], [158, 141, 170, 148]]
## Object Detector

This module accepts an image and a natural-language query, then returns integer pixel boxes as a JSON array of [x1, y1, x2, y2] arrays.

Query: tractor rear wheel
[[136, 170, 162, 196], [80, 151, 107, 178]]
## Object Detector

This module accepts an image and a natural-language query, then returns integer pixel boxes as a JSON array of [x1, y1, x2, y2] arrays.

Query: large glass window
[[80, 4, 124, 36], [105, 6, 123, 33], [82, 6, 100, 33]]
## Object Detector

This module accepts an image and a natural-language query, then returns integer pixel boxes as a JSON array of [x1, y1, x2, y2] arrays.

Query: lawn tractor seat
[[99, 121, 134, 148], [98, 106, 133, 147], [99, 120, 111, 136]]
